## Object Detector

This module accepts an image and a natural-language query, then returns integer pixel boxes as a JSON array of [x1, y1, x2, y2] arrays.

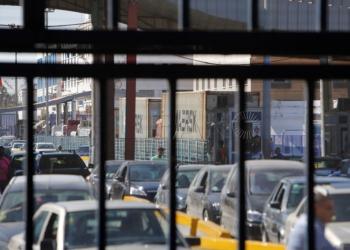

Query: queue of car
[[2, 152, 350, 249]]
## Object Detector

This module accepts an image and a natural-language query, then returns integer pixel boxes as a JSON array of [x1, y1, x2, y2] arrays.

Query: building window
[[207, 79, 211, 89], [201, 79, 204, 90], [196, 79, 199, 90], [223, 78, 227, 88], [139, 90, 155, 97], [228, 79, 233, 88], [271, 79, 291, 88], [214, 79, 217, 89]]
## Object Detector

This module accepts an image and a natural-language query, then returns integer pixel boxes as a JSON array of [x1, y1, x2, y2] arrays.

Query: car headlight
[[340, 244, 350, 250], [212, 202, 221, 211], [247, 210, 262, 222], [130, 187, 147, 196], [176, 195, 186, 209]]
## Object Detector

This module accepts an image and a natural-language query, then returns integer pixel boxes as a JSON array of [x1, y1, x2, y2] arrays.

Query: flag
[[0, 77, 2, 87]]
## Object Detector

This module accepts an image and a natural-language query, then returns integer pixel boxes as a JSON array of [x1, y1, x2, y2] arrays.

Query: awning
[[33, 120, 45, 129]]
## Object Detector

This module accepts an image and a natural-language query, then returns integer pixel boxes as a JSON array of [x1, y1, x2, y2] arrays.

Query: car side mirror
[[184, 237, 201, 247], [88, 164, 94, 169], [194, 186, 205, 193], [227, 191, 236, 198], [116, 176, 125, 182], [40, 239, 56, 250], [270, 201, 281, 209], [161, 184, 168, 190]]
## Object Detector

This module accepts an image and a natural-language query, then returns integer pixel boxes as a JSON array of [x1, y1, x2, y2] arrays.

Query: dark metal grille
[[0, 0, 347, 250]]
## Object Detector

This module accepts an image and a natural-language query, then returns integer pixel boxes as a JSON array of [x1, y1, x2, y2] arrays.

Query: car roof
[[201, 164, 232, 172], [300, 156, 342, 161], [243, 160, 305, 170], [40, 152, 76, 156], [176, 164, 206, 170], [11, 152, 40, 157], [8, 175, 89, 192], [36, 142, 54, 145], [281, 176, 350, 184], [126, 161, 168, 165], [41, 200, 158, 213], [316, 183, 350, 195], [105, 160, 125, 165]]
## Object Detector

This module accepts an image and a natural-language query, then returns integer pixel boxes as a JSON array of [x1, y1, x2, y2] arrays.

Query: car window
[[286, 183, 305, 209], [175, 170, 200, 188], [249, 169, 304, 195], [129, 164, 167, 181], [192, 169, 206, 187], [210, 170, 229, 193], [43, 213, 59, 241], [226, 167, 238, 192], [105, 163, 122, 179], [64, 209, 181, 249], [314, 160, 341, 169], [38, 144, 54, 149], [0, 191, 93, 222], [33, 211, 49, 244], [273, 187, 285, 210], [330, 194, 350, 222]]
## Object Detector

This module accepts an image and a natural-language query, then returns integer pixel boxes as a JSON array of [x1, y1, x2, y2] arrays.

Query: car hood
[[131, 181, 160, 190], [326, 222, 350, 246], [0, 222, 25, 242], [246, 194, 270, 212], [315, 169, 334, 176]]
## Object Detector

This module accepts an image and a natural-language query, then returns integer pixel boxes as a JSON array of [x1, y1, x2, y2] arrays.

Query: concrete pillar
[[64, 102, 68, 124], [71, 99, 76, 120], [56, 103, 61, 125]]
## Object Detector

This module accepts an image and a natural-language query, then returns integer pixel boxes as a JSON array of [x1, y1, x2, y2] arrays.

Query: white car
[[284, 183, 350, 249], [33, 143, 57, 152], [8, 200, 191, 250]]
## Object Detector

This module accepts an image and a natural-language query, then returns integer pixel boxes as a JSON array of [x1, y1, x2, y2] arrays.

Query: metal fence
[[34, 135, 90, 151]]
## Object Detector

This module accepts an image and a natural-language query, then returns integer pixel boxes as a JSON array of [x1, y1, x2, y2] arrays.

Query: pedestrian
[[286, 187, 337, 250], [151, 147, 166, 161], [57, 145, 62, 152], [0, 146, 11, 194], [250, 135, 262, 159], [272, 147, 284, 159], [215, 140, 227, 164]]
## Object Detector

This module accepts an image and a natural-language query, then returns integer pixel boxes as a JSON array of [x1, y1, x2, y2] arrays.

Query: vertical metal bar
[[321, 0, 327, 31], [178, 0, 190, 30], [248, 0, 259, 31], [98, 77, 107, 250], [237, 78, 246, 250], [306, 79, 315, 250], [25, 77, 34, 250], [23, 0, 45, 29], [168, 79, 177, 250]]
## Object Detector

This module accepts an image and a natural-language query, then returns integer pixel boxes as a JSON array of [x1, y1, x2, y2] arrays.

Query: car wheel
[[262, 226, 269, 243], [203, 209, 209, 221]]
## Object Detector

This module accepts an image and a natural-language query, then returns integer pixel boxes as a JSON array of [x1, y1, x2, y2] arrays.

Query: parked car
[[299, 156, 342, 176], [220, 160, 305, 240], [109, 161, 168, 202], [33, 143, 57, 153], [284, 183, 350, 249], [7, 200, 191, 250], [8, 152, 41, 176], [10, 142, 26, 154], [34, 152, 91, 178], [261, 176, 350, 243], [0, 175, 97, 247], [186, 165, 231, 224], [88, 160, 125, 198], [328, 159, 350, 177], [155, 164, 204, 212]]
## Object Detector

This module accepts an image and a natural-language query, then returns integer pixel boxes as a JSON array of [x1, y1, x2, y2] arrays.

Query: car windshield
[[13, 143, 24, 149], [105, 164, 122, 179], [78, 147, 89, 153], [210, 170, 229, 192], [40, 155, 85, 169], [38, 144, 54, 149], [331, 194, 350, 222], [175, 170, 200, 189], [286, 183, 306, 209], [314, 160, 341, 170], [130, 164, 167, 181], [64, 209, 184, 248], [0, 191, 93, 223], [249, 169, 304, 195]]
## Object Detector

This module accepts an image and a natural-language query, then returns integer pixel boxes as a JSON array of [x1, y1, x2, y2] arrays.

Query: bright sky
[[0, 6, 85, 93]]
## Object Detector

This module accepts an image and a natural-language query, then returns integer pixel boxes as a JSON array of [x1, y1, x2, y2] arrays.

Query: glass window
[[175, 170, 201, 188], [129, 164, 167, 181], [210, 170, 229, 193], [287, 183, 305, 209], [33, 211, 49, 244]]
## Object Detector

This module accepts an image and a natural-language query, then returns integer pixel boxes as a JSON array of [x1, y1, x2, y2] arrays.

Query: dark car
[[34, 152, 91, 178], [261, 176, 350, 243], [8, 152, 41, 176], [0, 175, 97, 246], [109, 161, 168, 202], [88, 160, 125, 199], [328, 159, 350, 177], [299, 156, 342, 176], [154, 164, 204, 212], [220, 160, 305, 240], [186, 165, 231, 224]]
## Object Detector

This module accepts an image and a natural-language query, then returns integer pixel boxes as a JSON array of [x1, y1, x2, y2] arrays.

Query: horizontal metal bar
[[1, 63, 350, 79], [1, 30, 350, 55]]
